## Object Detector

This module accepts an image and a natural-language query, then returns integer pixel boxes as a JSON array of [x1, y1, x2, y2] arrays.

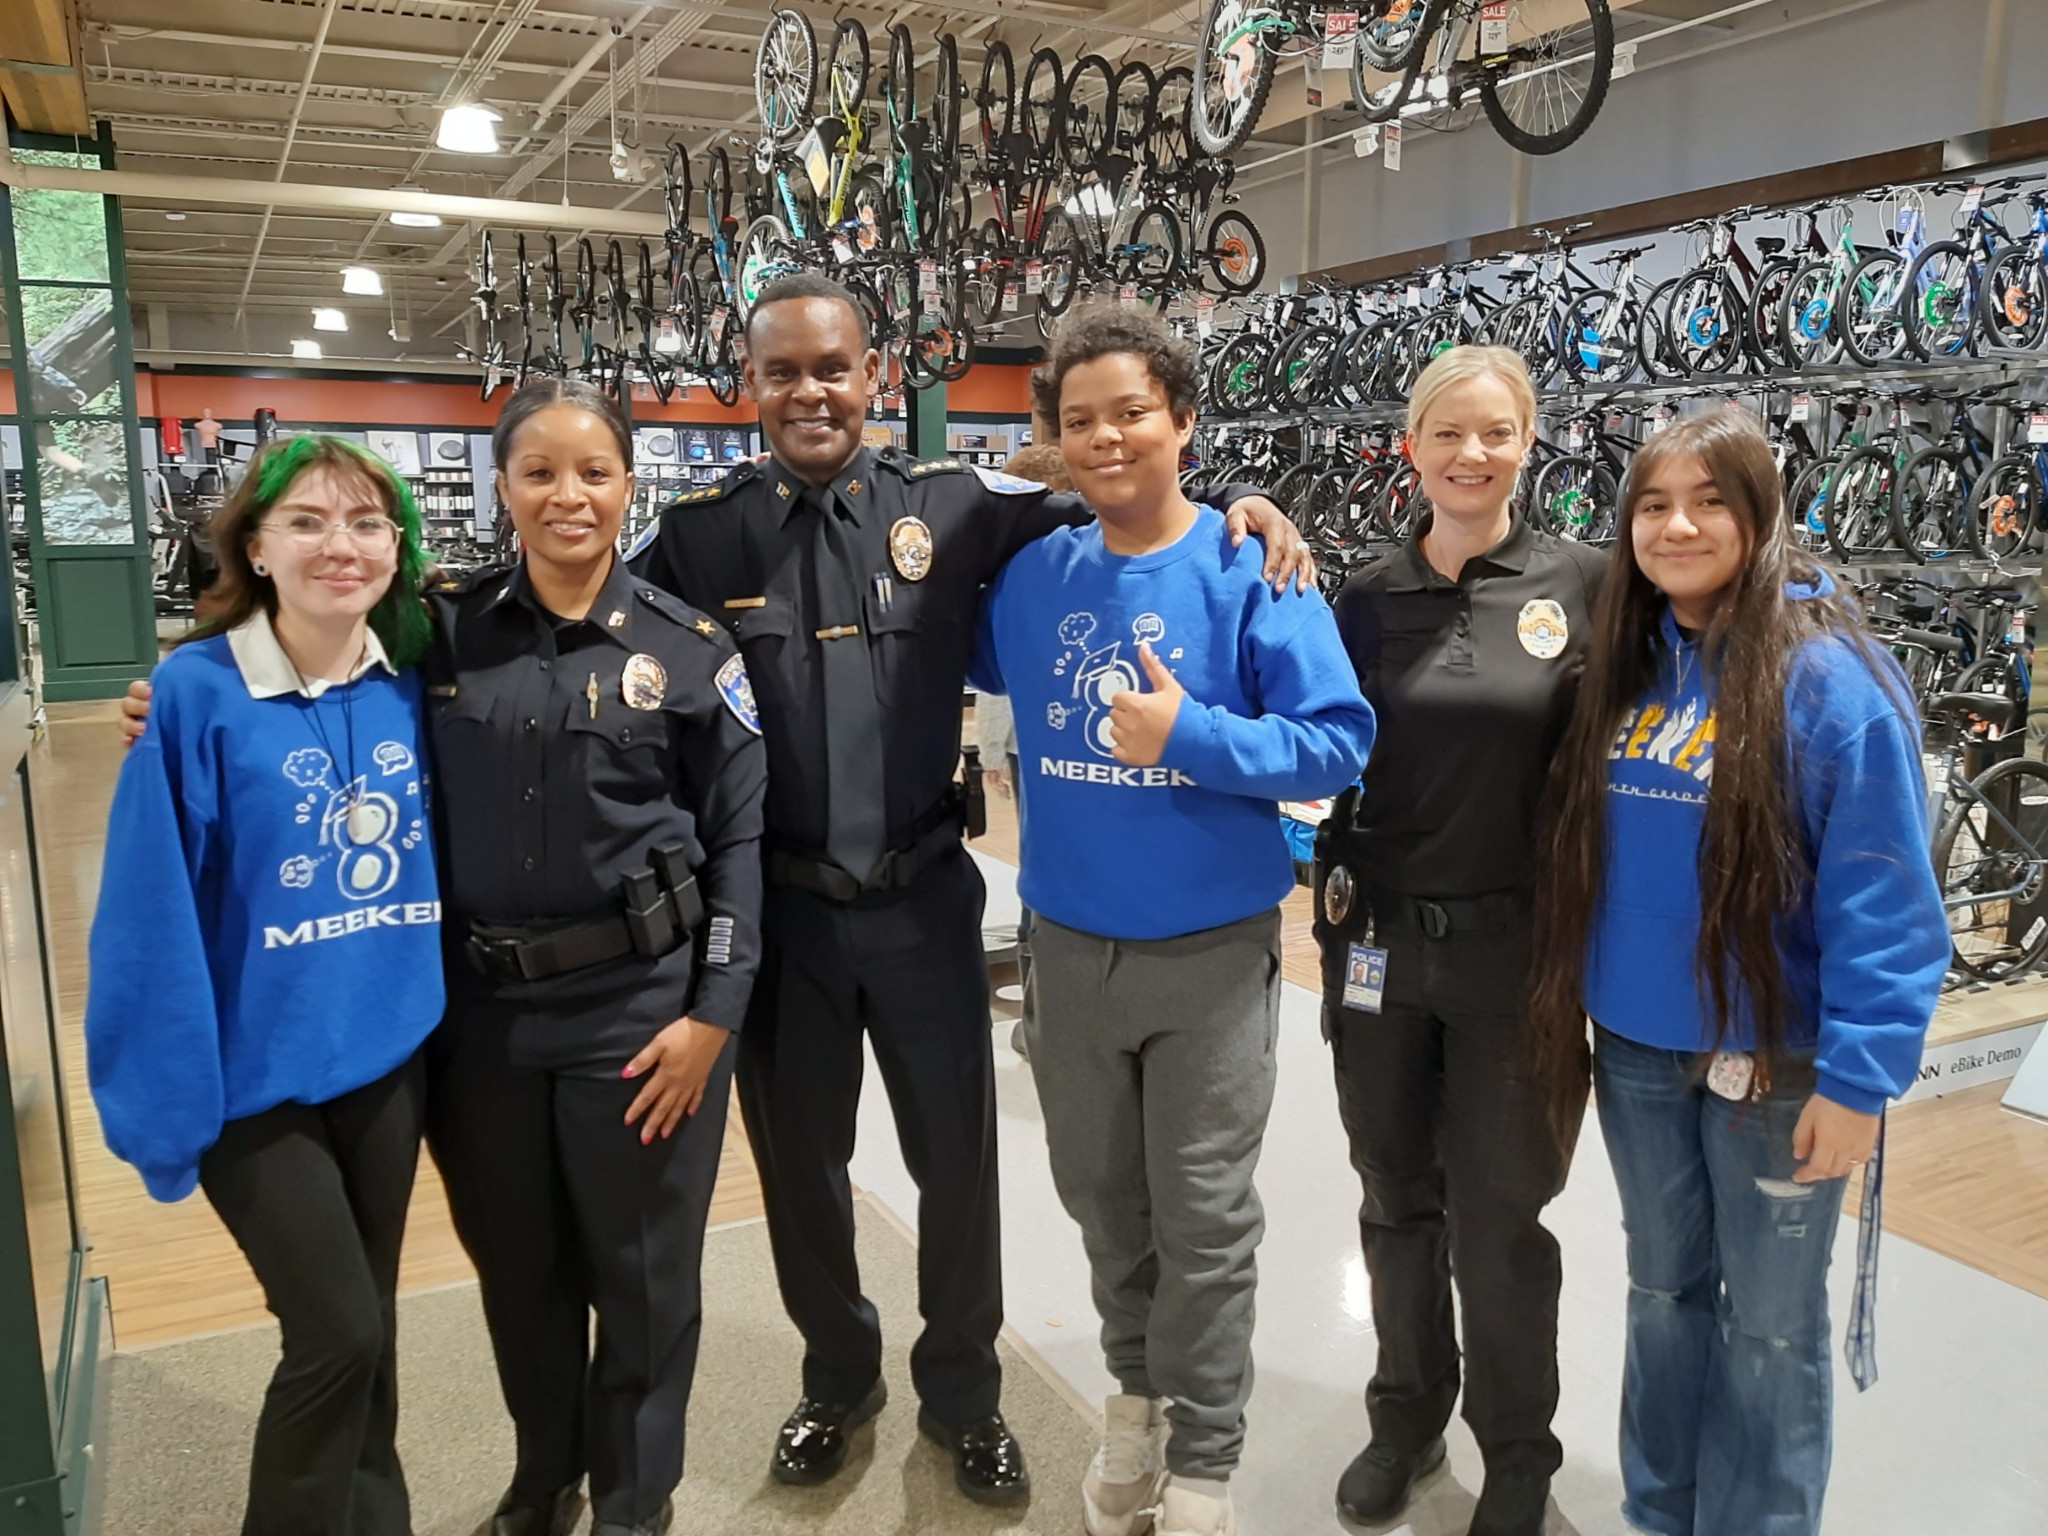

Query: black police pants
[[1316, 897, 1583, 1479], [428, 1004, 736, 1527], [197, 1054, 423, 1536], [738, 843, 1004, 1425]]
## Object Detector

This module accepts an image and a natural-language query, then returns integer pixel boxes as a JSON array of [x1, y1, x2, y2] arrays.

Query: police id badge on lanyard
[[1343, 923, 1387, 1014]]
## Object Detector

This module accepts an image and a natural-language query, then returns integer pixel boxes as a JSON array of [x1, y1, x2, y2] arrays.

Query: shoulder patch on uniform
[[904, 456, 970, 478], [624, 518, 663, 561], [971, 464, 1047, 494], [714, 652, 762, 736], [433, 562, 516, 599]]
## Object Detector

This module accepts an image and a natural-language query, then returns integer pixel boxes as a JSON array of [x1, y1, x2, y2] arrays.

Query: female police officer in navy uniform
[[425, 378, 767, 1536]]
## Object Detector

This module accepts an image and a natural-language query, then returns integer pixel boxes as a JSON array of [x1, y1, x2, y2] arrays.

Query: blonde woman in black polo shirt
[[1312, 346, 1604, 1536]]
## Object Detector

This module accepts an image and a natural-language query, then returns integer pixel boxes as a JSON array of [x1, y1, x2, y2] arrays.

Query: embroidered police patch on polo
[[972, 465, 1047, 494], [715, 652, 762, 735]]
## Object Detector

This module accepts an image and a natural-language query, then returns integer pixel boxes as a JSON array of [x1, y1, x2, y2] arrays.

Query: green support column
[[905, 379, 948, 460], [0, 121, 156, 701]]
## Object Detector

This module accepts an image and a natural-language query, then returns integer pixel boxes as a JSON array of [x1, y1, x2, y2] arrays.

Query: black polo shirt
[[1332, 515, 1608, 898]]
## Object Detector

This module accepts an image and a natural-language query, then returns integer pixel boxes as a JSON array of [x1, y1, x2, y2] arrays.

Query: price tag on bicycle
[[1651, 405, 1673, 435], [1712, 223, 1732, 258], [1960, 185, 1985, 217], [798, 127, 830, 198], [1025, 258, 1044, 296], [1322, 11, 1358, 71], [919, 258, 939, 297], [1384, 121, 1402, 170], [1568, 421, 1586, 452], [2029, 410, 2048, 444], [1196, 293, 1216, 337], [1507, 251, 1528, 270], [832, 236, 855, 265], [1791, 392, 1813, 423], [1480, 0, 1511, 52], [1541, 251, 1563, 282], [711, 305, 729, 344], [2011, 608, 2030, 644], [1405, 283, 1421, 309], [655, 315, 680, 353], [1117, 282, 1137, 304], [1001, 282, 1019, 314]]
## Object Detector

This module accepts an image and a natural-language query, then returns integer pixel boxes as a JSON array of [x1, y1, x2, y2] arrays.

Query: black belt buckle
[[464, 931, 534, 983], [1417, 899, 1451, 940]]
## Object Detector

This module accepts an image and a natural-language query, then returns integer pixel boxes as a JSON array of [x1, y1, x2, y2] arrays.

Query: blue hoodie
[[1584, 575, 1948, 1112], [972, 505, 1375, 940], [87, 633, 444, 1201]]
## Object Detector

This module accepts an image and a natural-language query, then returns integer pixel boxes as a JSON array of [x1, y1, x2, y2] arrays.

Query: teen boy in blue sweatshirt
[[1528, 409, 1946, 1536], [972, 309, 1374, 1536], [88, 436, 443, 1536]]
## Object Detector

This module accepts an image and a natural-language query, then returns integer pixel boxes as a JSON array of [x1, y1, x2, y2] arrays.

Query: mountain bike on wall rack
[[1192, 0, 1614, 158]]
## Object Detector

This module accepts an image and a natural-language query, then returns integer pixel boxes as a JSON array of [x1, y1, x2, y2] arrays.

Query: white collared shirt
[[225, 609, 394, 700]]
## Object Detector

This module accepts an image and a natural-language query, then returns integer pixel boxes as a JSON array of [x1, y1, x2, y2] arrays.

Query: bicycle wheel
[[664, 142, 694, 236], [1890, 446, 1970, 563], [1979, 246, 2048, 351], [1778, 259, 1846, 369], [756, 9, 818, 146], [966, 219, 1012, 329], [1359, 0, 1438, 72], [1747, 255, 1801, 370], [1022, 48, 1063, 157], [1933, 755, 2048, 982], [1561, 288, 1640, 384], [1530, 454, 1618, 543], [1901, 240, 1979, 361], [1637, 274, 1684, 379], [1203, 209, 1265, 294], [932, 34, 963, 160], [1478, 0, 1614, 156], [978, 40, 1015, 147], [705, 146, 733, 229], [1353, 58, 1419, 124], [1837, 248, 1909, 366], [1192, 0, 1278, 156], [1822, 447, 1898, 561], [826, 18, 870, 112], [884, 23, 917, 126], [1061, 54, 1116, 172], [735, 215, 797, 319], [1970, 452, 2043, 560], [1113, 60, 1158, 151], [1210, 332, 1272, 415], [1785, 455, 1840, 557], [1663, 266, 1745, 375], [1148, 66, 1195, 177], [1038, 208, 1085, 317], [1271, 325, 1341, 410], [1123, 202, 1183, 296]]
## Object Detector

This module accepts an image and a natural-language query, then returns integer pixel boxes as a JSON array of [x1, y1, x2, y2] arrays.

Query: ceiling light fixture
[[312, 307, 348, 332], [164, 211, 187, 222], [390, 209, 442, 228], [291, 339, 323, 359], [340, 266, 383, 296], [435, 103, 502, 155]]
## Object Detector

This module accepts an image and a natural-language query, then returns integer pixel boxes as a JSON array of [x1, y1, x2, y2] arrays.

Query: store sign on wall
[[1899, 1021, 2043, 1104]]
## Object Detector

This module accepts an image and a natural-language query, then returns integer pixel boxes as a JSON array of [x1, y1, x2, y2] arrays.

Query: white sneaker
[[1081, 1394, 1168, 1536], [1155, 1475, 1236, 1536]]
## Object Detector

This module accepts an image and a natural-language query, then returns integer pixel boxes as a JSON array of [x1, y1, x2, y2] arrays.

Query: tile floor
[[846, 853, 2048, 1535]]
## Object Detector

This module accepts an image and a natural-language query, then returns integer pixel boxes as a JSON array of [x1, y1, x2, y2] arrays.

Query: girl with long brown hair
[[1526, 406, 1947, 1536]]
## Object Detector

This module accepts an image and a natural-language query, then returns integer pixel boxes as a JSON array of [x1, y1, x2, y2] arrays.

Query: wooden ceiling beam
[[0, 0, 90, 135]]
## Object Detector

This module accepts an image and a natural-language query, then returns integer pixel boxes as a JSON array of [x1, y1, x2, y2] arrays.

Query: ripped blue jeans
[[1592, 1025, 1849, 1536]]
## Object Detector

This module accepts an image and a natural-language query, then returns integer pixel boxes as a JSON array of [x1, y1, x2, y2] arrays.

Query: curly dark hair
[[1031, 305, 1199, 423], [746, 272, 872, 349]]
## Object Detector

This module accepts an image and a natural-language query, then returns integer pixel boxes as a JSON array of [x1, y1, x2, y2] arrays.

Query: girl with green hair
[[88, 433, 444, 1536]]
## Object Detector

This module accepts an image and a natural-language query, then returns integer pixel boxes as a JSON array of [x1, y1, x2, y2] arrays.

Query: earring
[[251, 561, 268, 576]]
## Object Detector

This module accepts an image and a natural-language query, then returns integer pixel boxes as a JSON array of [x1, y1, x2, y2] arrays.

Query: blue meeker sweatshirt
[[1584, 575, 1948, 1113], [86, 634, 444, 1202], [973, 505, 1375, 940]]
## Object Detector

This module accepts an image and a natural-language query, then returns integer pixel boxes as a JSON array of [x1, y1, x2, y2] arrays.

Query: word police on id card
[[1343, 941, 1387, 1013]]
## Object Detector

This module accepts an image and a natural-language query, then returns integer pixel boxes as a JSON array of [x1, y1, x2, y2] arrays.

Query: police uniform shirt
[[1332, 515, 1607, 898], [630, 446, 1262, 859], [427, 555, 767, 1067]]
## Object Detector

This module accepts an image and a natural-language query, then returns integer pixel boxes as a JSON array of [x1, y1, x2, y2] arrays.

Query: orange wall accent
[[0, 371, 14, 414], [943, 363, 1032, 415]]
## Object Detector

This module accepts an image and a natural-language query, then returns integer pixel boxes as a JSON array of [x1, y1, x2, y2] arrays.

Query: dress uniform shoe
[[591, 1498, 672, 1536], [1335, 1436, 1446, 1523], [917, 1407, 1031, 1505], [475, 1483, 584, 1536], [1467, 1471, 1550, 1536], [770, 1378, 888, 1485]]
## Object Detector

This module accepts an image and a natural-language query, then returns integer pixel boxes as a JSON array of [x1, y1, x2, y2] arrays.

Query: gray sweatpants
[[1023, 907, 1283, 1480]]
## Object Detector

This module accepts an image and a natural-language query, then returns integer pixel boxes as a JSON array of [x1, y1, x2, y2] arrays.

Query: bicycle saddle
[[1927, 692, 2018, 733], [815, 118, 848, 153], [1753, 236, 1787, 255]]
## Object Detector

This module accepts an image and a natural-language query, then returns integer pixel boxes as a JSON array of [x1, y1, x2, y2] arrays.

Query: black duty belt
[[1364, 886, 1532, 940], [466, 844, 704, 984], [769, 800, 965, 903]]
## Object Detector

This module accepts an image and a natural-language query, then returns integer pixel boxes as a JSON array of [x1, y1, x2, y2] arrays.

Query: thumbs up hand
[[1108, 643, 1186, 768]]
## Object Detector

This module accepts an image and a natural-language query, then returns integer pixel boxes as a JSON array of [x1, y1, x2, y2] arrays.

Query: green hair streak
[[249, 434, 435, 669]]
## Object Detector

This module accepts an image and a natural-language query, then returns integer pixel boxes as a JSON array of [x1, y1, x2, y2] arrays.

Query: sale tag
[[1001, 282, 1019, 313], [1568, 421, 1586, 451], [1791, 392, 1813, 423], [1480, 0, 1510, 52], [1960, 185, 1986, 216], [1119, 282, 1138, 304], [2030, 410, 2048, 444], [1507, 250, 1528, 270], [1651, 405, 1674, 435], [919, 257, 939, 297], [832, 236, 855, 264], [1405, 283, 1421, 309], [1322, 11, 1358, 71], [654, 315, 682, 354], [1304, 58, 1323, 110], [1384, 120, 1402, 170], [1712, 222, 1732, 257], [798, 126, 830, 197], [2011, 608, 2030, 643], [1196, 292, 1216, 337], [711, 305, 729, 343], [1025, 258, 1044, 295]]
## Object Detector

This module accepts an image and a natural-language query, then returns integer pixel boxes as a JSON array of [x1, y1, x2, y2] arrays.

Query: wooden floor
[[37, 704, 2048, 1356], [37, 702, 761, 1349]]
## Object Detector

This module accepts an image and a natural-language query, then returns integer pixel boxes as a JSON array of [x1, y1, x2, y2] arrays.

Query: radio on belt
[[622, 868, 677, 958]]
